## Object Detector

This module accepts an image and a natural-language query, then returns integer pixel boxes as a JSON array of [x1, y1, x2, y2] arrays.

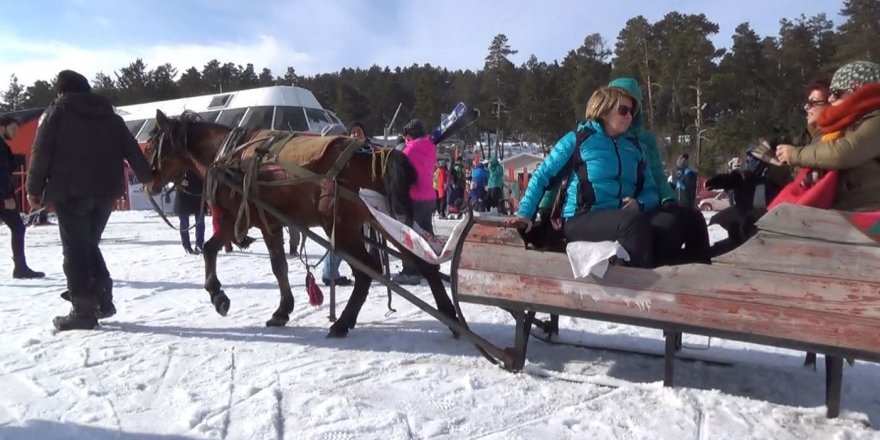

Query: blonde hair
[[584, 86, 638, 120]]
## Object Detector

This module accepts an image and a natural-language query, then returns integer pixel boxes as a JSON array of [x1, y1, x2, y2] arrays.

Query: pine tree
[[2, 75, 25, 111], [21, 80, 54, 108], [835, 0, 880, 63], [257, 68, 275, 86], [612, 17, 659, 128]]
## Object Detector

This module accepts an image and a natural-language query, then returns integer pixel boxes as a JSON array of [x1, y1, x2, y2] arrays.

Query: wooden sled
[[449, 203, 880, 418]]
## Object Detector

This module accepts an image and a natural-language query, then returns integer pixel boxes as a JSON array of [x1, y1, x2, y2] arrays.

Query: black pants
[[0, 208, 26, 268], [486, 187, 503, 210], [436, 192, 447, 217], [564, 209, 685, 268], [666, 207, 711, 265], [55, 197, 114, 294]]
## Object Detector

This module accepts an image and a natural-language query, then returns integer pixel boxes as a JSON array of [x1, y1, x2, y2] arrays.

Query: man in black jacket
[[27, 70, 153, 331], [0, 116, 44, 279]]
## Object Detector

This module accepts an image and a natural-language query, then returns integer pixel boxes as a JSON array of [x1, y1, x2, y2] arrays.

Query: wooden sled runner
[[450, 203, 880, 418]]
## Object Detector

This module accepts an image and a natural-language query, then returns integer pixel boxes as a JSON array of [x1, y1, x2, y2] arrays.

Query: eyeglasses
[[830, 88, 848, 100], [616, 105, 636, 116], [804, 99, 828, 109]]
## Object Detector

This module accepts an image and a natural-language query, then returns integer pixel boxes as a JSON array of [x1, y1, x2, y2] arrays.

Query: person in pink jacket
[[394, 119, 438, 285]]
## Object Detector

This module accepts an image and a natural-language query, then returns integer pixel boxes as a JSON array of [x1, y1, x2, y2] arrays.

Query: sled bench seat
[[452, 205, 880, 418]]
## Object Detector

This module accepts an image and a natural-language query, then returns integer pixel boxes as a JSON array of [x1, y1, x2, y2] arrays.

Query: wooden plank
[[465, 223, 527, 247], [757, 204, 876, 245], [714, 231, 880, 283], [457, 269, 880, 355], [458, 240, 880, 319], [473, 213, 516, 227]]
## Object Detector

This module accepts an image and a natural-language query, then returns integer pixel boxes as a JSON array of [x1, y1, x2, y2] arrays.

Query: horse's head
[[144, 110, 195, 195]]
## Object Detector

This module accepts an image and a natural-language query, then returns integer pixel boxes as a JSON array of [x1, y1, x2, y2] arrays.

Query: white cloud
[[0, 33, 315, 87], [0, 0, 843, 92]]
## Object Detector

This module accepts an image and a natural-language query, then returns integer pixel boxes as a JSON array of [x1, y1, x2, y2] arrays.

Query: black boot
[[53, 290, 98, 331], [13, 266, 45, 279], [60, 278, 115, 319], [95, 278, 116, 319]]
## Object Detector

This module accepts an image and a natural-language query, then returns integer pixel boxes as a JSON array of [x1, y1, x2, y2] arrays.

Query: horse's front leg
[[263, 226, 294, 327], [203, 218, 234, 316]]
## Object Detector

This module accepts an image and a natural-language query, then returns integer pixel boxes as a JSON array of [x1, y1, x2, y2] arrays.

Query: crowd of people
[[5, 60, 880, 331]]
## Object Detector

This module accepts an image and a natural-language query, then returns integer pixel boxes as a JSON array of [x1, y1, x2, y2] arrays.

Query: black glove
[[705, 172, 744, 191], [661, 199, 679, 211]]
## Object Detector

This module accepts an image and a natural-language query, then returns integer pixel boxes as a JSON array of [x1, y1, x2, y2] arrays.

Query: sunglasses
[[616, 105, 636, 116], [804, 99, 828, 109]]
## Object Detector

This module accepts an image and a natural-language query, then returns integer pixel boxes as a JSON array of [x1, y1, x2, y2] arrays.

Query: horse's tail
[[383, 149, 416, 224]]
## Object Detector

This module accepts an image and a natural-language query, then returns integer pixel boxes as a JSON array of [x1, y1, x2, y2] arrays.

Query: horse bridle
[[145, 120, 201, 231]]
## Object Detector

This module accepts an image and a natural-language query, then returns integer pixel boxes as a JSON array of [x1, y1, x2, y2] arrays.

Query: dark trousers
[[486, 187, 503, 210], [401, 200, 436, 275], [288, 227, 303, 254], [667, 207, 711, 265], [55, 197, 114, 294], [564, 209, 655, 268], [436, 191, 447, 217], [564, 208, 690, 269], [0, 208, 26, 268], [179, 212, 205, 249]]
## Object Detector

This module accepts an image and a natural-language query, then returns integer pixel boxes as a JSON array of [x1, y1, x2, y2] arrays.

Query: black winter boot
[[60, 278, 115, 319], [95, 278, 116, 319], [13, 266, 45, 279], [53, 291, 98, 331]]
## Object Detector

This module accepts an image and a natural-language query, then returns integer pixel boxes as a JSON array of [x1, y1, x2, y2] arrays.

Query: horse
[[143, 110, 457, 338]]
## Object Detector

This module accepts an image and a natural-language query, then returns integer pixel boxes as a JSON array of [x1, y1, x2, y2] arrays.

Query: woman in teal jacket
[[486, 158, 505, 211], [509, 86, 664, 267], [608, 77, 711, 265]]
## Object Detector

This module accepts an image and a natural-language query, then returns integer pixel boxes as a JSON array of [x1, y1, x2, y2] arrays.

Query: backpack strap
[[550, 124, 594, 227], [632, 137, 646, 199]]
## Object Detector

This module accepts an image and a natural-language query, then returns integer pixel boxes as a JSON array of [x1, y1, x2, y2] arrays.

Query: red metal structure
[[1, 107, 133, 213]]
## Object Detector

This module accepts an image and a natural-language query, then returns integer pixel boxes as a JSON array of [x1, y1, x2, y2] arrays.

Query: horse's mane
[[382, 148, 416, 224]]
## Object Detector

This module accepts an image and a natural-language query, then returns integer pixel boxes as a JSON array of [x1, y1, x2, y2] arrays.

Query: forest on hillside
[[2, 0, 878, 173]]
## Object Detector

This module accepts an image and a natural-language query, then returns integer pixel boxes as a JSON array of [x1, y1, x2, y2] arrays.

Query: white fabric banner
[[359, 189, 470, 265], [566, 241, 630, 278]]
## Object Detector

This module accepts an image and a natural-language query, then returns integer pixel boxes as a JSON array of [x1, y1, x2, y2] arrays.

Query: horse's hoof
[[212, 293, 230, 317], [326, 325, 349, 338], [266, 315, 289, 327]]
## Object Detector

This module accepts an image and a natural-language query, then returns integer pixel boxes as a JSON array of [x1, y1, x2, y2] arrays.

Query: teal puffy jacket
[[517, 120, 660, 219]]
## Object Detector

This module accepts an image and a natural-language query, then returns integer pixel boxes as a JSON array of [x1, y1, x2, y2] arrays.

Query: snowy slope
[[0, 211, 878, 439]]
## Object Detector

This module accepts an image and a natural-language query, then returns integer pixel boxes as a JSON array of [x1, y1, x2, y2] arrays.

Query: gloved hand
[[661, 199, 679, 211], [706, 172, 744, 191]]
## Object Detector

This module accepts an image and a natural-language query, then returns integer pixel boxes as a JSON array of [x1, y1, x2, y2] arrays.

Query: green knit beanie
[[830, 60, 880, 93]]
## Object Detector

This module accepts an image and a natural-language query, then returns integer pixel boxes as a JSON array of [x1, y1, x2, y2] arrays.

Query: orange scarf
[[817, 83, 880, 133]]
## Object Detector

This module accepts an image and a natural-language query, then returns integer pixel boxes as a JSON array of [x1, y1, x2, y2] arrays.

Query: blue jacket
[[517, 120, 660, 219], [471, 164, 489, 190]]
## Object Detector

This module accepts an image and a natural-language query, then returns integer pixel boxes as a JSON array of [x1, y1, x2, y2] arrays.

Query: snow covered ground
[[1, 210, 878, 439]]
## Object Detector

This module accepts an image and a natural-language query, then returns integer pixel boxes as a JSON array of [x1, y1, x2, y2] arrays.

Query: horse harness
[[206, 128, 380, 248]]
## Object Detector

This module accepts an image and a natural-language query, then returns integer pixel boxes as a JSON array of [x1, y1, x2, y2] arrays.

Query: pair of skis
[[430, 102, 480, 144]]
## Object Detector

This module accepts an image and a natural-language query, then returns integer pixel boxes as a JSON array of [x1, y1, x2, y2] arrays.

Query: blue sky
[[0, 0, 845, 87]]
